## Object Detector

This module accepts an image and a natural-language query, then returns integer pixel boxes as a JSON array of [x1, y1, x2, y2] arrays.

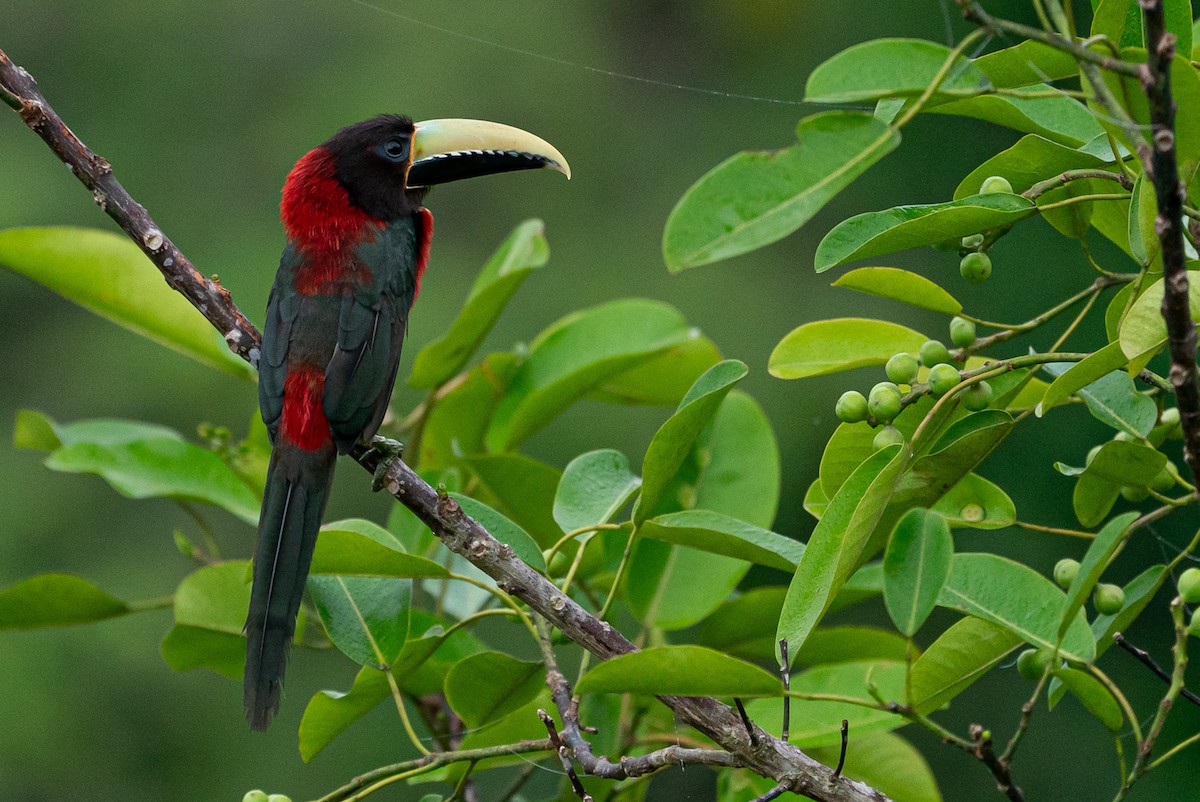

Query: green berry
[[949, 316, 977, 347], [243, 793, 269, 802], [1053, 558, 1081, 590], [1093, 584, 1126, 616], [266, 796, 293, 802], [873, 425, 906, 451], [868, 382, 903, 422], [960, 252, 993, 283], [919, 340, 953, 367], [1120, 485, 1150, 502], [962, 381, 993, 411], [1016, 648, 1051, 681], [1150, 462, 1178, 493], [961, 233, 985, 249], [1161, 407, 1181, 428], [980, 175, 1015, 194], [885, 353, 919, 384], [835, 391, 869, 424], [927, 363, 961, 397], [1178, 567, 1200, 604], [1190, 608, 1200, 638], [1086, 445, 1102, 466]]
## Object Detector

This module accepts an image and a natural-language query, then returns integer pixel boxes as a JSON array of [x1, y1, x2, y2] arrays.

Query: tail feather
[[244, 445, 335, 731]]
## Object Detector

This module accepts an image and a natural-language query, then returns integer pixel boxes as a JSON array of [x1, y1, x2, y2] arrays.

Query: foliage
[[6, 4, 1200, 802]]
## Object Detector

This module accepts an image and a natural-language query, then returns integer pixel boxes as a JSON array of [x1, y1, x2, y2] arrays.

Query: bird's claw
[[366, 436, 405, 492]]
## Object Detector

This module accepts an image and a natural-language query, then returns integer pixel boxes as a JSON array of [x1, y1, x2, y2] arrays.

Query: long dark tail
[[244, 444, 335, 731]]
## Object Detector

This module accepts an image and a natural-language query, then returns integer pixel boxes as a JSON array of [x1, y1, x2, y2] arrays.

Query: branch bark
[[0, 45, 890, 802]]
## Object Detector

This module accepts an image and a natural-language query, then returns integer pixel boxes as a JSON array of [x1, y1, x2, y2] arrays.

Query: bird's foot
[[365, 436, 405, 492]]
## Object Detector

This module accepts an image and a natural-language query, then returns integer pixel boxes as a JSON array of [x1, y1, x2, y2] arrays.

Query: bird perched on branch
[[245, 115, 569, 730]]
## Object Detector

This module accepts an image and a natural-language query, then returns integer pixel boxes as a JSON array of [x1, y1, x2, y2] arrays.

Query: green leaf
[[1099, 50, 1200, 168], [692, 390, 782, 527], [409, 220, 549, 388], [634, 360, 747, 523], [417, 353, 517, 470], [909, 616, 1022, 714], [1092, 564, 1168, 655], [807, 732, 944, 802], [163, 561, 253, 679], [444, 652, 545, 727], [777, 446, 906, 659], [0, 227, 253, 379], [932, 472, 1017, 530], [663, 112, 900, 270], [449, 494, 546, 573], [1072, 472, 1122, 529], [1119, 271, 1200, 362], [553, 449, 641, 533], [929, 86, 1105, 146], [298, 666, 389, 762], [883, 509, 953, 637], [974, 41, 1080, 88], [1038, 342, 1129, 415], [769, 318, 928, 379], [462, 452, 562, 549], [1043, 360, 1158, 437], [804, 478, 830, 520], [953, 135, 1108, 201], [575, 645, 781, 697], [832, 267, 962, 314], [696, 587, 788, 661], [160, 625, 246, 680], [1052, 667, 1124, 732], [586, 333, 722, 406], [638, 510, 803, 571], [486, 299, 695, 450], [938, 553, 1096, 663], [1081, 440, 1168, 487], [309, 520, 450, 578], [308, 576, 411, 668], [1060, 512, 1139, 641], [795, 626, 911, 667], [624, 537, 750, 631], [815, 194, 1036, 271], [39, 422, 260, 524], [0, 573, 128, 629], [805, 38, 988, 104]]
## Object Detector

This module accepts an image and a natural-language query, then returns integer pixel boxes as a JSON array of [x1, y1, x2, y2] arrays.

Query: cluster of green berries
[[1177, 568, 1200, 637], [243, 792, 291, 802], [958, 175, 1015, 283], [1052, 558, 1125, 614], [834, 318, 991, 447]]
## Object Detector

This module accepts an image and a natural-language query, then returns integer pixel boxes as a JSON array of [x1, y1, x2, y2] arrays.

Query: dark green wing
[[258, 243, 304, 444]]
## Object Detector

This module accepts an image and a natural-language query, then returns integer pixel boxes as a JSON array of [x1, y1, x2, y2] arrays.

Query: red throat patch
[[414, 207, 433, 302], [279, 366, 332, 451], [280, 147, 383, 256]]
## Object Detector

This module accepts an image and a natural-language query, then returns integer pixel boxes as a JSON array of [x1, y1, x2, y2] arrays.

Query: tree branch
[[0, 46, 891, 802]]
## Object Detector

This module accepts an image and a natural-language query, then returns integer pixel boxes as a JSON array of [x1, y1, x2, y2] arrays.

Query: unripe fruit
[[927, 363, 961, 397], [835, 391, 869, 424], [950, 316, 977, 347], [1093, 583, 1126, 615], [1150, 462, 1178, 493], [1016, 648, 1051, 681], [980, 175, 1015, 194], [962, 381, 993, 411], [1120, 485, 1149, 502], [1178, 567, 1200, 604], [1086, 445, 1102, 466], [1161, 407, 1181, 427], [266, 796, 293, 802], [1053, 558, 1081, 590], [243, 793, 269, 802], [885, 353, 920, 384], [919, 340, 953, 367], [868, 382, 903, 422], [873, 425, 906, 451], [960, 252, 993, 283], [1190, 608, 1200, 638], [961, 233, 985, 249]]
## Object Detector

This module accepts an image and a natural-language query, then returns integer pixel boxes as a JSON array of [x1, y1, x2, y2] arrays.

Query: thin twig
[[752, 783, 789, 802], [735, 698, 759, 747], [832, 720, 849, 780], [779, 639, 792, 743], [1113, 632, 1200, 708], [970, 724, 1025, 802]]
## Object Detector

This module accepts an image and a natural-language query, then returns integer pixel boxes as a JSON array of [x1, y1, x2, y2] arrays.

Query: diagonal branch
[[0, 45, 890, 802]]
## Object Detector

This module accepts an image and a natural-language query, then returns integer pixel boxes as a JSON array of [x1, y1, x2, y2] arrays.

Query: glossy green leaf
[[815, 194, 1036, 271], [444, 652, 545, 727], [1061, 512, 1138, 641], [624, 537, 749, 630], [974, 41, 1079, 87], [586, 333, 722, 406], [1129, 173, 1158, 268], [1040, 176, 1098, 239], [298, 666, 388, 762], [939, 553, 1096, 663], [638, 510, 803, 571], [1119, 271, 1200, 362], [449, 494, 546, 573], [438, 693, 550, 773], [932, 472, 1016, 529], [553, 449, 641, 534], [0, 227, 252, 379], [663, 112, 899, 270], [804, 478, 830, 520], [576, 645, 781, 697], [486, 299, 695, 450], [1052, 667, 1124, 732], [910, 617, 1021, 714], [409, 220, 549, 388], [162, 561, 253, 678], [1044, 360, 1158, 437], [308, 576, 411, 668], [1099, 50, 1200, 167], [1038, 342, 1128, 415], [462, 452, 561, 548], [1072, 472, 1122, 529], [696, 587, 788, 661], [805, 38, 987, 104], [0, 573, 128, 629], [818, 396, 934, 499], [1092, 564, 1168, 655], [777, 446, 905, 659], [929, 86, 1104, 146], [956, 139, 1107, 203], [634, 360, 747, 523], [832, 267, 962, 314], [395, 612, 489, 697], [744, 661, 907, 748], [309, 520, 449, 578], [806, 732, 944, 802], [1082, 440, 1168, 486], [417, 353, 517, 470], [795, 626, 911, 667], [769, 318, 927, 379], [695, 389, 781, 526], [883, 509, 953, 636], [160, 624, 246, 680]]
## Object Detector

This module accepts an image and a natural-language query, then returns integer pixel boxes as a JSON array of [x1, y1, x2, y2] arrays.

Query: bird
[[245, 114, 569, 730]]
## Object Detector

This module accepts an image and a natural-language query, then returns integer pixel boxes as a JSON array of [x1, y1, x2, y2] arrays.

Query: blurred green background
[[2, 1, 1199, 799]]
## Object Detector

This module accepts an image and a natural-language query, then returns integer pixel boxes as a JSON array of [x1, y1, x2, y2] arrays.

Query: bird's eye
[[380, 138, 409, 162]]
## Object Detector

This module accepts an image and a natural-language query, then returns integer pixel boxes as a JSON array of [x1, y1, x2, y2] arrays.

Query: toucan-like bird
[[246, 115, 569, 730]]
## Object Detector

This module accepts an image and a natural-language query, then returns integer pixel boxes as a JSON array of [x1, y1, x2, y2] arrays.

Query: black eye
[[380, 138, 409, 162]]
